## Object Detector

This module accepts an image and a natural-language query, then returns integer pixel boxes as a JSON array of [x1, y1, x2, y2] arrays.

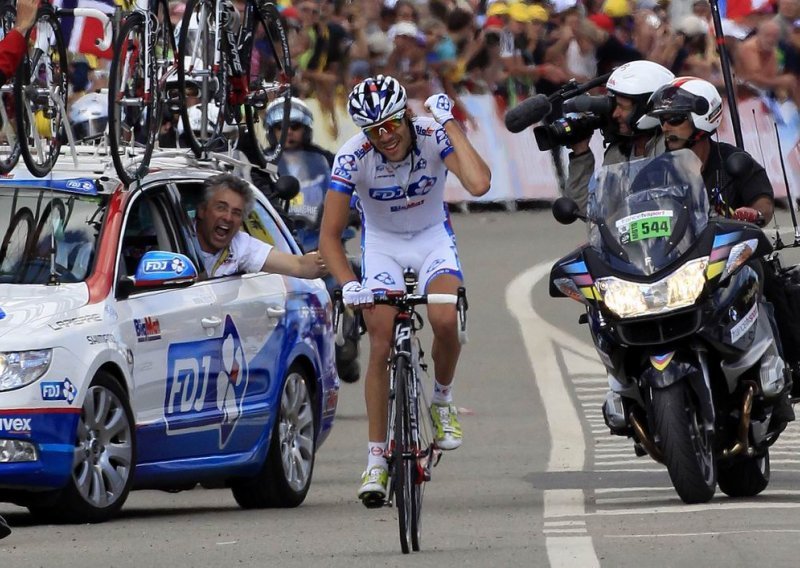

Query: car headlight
[[0, 350, 52, 391], [596, 257, 708, 319]]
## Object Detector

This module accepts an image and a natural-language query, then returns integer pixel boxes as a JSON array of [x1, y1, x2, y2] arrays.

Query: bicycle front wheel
[[108, 13, 160, 185], [177, 0, 229, 157], [14, 7, 68, 177], [242, 1, 292, 170], [393, 360, 422, 554], [0, 3, 21, 174]]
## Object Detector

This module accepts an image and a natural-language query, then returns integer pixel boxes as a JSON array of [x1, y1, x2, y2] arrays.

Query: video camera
[[504, 72, 613, 151]]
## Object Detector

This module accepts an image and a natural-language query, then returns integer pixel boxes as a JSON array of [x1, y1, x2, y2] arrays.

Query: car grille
[[614, 309, 702, 346]]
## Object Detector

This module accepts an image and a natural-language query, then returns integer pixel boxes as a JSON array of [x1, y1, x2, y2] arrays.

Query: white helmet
[[178, 104, 238, 137], [605, 61, 674, 133], [347, 74, 407, 128], [68, 92, 108, 141], [265, 96, 313, 129], [606, 60, 675, 98], [645, 77, 723, 134]]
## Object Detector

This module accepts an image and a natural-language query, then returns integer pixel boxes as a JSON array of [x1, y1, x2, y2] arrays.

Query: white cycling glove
[[424, 93, 454, 126], [342, 281, 374, 308]]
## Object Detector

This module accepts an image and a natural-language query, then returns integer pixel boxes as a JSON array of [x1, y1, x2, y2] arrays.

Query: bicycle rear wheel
[[0, 3, 20, 174], [14, 7, 68, 177], [393, 360, 421, 554], [108, 13, 161, 185], [242, 1, 292, 170], [177, 0, 229, 157]]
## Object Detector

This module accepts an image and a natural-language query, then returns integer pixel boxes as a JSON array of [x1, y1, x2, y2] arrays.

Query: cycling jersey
[[329, 116, 454, 235]]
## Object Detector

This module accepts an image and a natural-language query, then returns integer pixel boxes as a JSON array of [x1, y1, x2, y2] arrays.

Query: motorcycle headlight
[[596, 257, 709, 319], [0, 350, 52, 391]]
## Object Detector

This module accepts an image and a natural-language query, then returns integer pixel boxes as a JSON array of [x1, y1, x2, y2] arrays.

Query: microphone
[[504, 94, 552, 133], [562, 94, 613, 116]]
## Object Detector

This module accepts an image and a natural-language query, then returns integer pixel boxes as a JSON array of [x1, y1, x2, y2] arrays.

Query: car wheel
[[231, 364, 316, 508], [28, 371, 136, 523]]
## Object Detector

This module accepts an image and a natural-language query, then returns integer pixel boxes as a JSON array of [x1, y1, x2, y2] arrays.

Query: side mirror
[[118, 251, 198, 297], [725, 151, 755, 178], [552, 197, 584, 225], [274, 175, 300, 202]]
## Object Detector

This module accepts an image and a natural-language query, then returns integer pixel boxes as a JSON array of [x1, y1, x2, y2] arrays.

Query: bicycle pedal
[[360, 493, 386, 509]]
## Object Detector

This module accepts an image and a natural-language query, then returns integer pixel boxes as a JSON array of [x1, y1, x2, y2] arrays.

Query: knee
[[428, 308, 458, 338]]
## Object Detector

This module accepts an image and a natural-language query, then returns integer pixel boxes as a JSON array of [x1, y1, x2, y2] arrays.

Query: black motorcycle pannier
[[763, 260, 800, 384]]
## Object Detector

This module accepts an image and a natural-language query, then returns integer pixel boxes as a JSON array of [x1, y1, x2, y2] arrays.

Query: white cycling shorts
[[361, 222, 463, 293]]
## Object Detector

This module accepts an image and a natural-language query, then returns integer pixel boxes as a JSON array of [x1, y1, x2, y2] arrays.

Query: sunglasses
[[275, 122, 305, 131], [362, 110, 406, 138], [659, 114, 689, 126]]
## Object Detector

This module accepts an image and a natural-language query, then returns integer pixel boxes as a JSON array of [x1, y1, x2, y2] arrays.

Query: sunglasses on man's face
[[659, 114, 689, 126], [362, 111, 406, 138], [276, 122, 306, 131]]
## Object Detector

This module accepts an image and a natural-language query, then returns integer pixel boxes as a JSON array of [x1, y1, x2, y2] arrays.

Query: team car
[[0, 151, 339, 523]]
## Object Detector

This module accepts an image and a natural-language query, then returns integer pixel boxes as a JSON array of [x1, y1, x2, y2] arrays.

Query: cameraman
[[564, 60, 675, 213]]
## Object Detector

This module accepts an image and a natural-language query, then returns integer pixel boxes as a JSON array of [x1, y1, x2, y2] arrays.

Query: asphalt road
[[3, 209, 800, 567]]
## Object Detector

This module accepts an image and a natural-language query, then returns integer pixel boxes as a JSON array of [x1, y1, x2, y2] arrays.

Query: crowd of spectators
[[268, 0, 800, 133], [56, 0, 800, 136]]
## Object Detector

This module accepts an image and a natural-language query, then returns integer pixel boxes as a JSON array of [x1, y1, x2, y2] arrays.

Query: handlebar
[[58, 8, 114, 52], [332, 287, 469, 346]]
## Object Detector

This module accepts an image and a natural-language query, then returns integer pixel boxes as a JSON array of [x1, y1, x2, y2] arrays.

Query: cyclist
[[0, 0, 38, 84], [319, 74, 491, 504]]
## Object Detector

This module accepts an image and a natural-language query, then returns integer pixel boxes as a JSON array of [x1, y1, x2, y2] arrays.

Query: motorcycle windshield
[[587, 149, 710, 277]]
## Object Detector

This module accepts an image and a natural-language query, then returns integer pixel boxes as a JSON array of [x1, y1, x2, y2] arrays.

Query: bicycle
[[0, 3, 20, 174], [176, 0, 293, 172], [107, 0, 177, 184], [334, 269, 468, 554], [13, 0, 114, 176]]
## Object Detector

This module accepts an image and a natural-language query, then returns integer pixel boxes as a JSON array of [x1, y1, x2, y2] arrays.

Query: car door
[[174, 181, 290, 455], [114, 184, 224, 464]]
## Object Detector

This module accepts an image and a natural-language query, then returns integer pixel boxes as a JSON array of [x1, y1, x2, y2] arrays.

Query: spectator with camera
[[563, 60, 674, 213]]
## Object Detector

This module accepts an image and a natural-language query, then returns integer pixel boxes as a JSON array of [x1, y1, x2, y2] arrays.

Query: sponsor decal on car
[[0, 417, 32, 435], [0, 307, 4, 320], [49, 313, 102, 330], [134, 317, 161, 342], [86, 334, 116, 345], [41, 378, 78, 404], [164, 316, 248, 447]]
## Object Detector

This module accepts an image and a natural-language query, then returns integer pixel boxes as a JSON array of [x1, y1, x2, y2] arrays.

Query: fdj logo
[[368, 176, 438, 201], [164, 316, 248, 447], [144, 260, 169, 272]]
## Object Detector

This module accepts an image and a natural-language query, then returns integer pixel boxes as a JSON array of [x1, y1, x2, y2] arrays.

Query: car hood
[[0, 284, 90, 342]]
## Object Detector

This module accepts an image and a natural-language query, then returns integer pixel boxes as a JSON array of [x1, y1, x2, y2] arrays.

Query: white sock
[[367, 442, 387, 470], [432, 380, 453, 404]]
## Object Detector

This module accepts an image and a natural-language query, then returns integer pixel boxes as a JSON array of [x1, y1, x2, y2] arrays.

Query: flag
[[58, 0, 116, 60]]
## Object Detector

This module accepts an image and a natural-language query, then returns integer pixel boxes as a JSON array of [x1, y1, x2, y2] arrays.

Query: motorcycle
[[549, 149, 792, 504], [273, 150, 363, 384]]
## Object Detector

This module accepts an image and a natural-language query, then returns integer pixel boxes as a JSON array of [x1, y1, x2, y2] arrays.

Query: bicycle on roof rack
[[12, 0, 114, 177], [107, 0, 179, 185], [334, 269, 469, 554], [176, 0, 293, 173]]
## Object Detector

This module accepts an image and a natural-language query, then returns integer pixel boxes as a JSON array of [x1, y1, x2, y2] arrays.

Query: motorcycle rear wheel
[[651, 381, 716, 504], [718, 452, 770, 498]]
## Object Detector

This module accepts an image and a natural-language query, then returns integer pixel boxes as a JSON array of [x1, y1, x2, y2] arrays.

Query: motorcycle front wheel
[[651, 380, 716, 504]]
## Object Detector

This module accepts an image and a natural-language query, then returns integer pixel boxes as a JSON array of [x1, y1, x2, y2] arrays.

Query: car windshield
[[0, 187, 104, 284], [586, 149, 710, 277]]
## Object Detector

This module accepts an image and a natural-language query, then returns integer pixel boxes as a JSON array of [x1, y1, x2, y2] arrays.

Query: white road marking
[[507, 262, 600, 568], [606, 529, 800, 538]]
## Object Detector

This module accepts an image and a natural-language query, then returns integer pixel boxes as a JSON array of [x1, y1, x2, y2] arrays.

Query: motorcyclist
[[565, 60, 675, 213], [640, 76, 794, 425]]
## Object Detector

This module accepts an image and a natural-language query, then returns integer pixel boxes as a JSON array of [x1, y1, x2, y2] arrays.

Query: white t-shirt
[[194, 230, 272, 277]]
